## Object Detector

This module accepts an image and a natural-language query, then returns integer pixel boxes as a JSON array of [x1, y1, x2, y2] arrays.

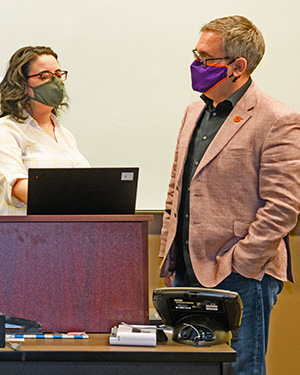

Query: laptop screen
[[27, 167, 139, 215]]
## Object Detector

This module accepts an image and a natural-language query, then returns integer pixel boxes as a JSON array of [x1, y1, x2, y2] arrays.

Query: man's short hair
[[201, 15, 265, 75]]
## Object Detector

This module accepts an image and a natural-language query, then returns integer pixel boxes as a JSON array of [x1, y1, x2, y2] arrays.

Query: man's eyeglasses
[[192, 49, 230, 68], [27, 69, 68, 83]]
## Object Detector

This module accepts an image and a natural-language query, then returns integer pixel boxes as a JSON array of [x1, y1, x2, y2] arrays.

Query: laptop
[[27, 167, 139, 215]]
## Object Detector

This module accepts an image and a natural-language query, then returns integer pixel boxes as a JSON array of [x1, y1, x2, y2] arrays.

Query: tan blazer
[[159, 82, 300, 287]]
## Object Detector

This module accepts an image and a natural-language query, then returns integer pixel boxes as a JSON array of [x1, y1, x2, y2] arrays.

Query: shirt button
[[185, 240, 189, 245], [202, 135, 208, 140], [194, 161, 199, 166], [212, 112, 217, 116], [185, 214, 189, 218]]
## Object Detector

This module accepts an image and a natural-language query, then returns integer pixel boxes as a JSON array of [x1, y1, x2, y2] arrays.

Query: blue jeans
[[173, 272, 283, 375]]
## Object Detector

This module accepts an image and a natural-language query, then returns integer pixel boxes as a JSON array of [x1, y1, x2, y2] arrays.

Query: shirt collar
[[201, 77, 252, 110], [23, 109, 59, 128]]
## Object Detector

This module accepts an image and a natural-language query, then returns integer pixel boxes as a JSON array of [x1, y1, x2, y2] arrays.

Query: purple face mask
[[190, 59, 230, 94]]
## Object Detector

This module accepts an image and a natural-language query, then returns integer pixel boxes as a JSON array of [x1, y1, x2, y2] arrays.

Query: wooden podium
[[0, 215, 153, 332]]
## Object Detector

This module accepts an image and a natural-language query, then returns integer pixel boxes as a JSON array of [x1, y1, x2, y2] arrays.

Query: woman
[[0, 46, 89, 215]]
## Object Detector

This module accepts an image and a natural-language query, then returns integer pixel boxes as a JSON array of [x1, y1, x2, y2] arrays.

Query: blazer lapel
[[194, 83, 258, 175], [176, 102, 206, 177]]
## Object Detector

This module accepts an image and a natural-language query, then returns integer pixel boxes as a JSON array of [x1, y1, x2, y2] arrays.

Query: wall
[[265, 233, 300, 375], [0, 1, 299, 209]]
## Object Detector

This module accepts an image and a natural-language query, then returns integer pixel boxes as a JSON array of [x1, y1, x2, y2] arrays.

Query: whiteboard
[[0, 0, 299, 209]]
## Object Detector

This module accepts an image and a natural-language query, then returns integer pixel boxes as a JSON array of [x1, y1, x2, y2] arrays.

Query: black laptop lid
[[27, 167, 139, 215]]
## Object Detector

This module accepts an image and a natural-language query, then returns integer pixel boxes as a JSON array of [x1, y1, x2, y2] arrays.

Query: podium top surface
[[0, 214, 154, 223]]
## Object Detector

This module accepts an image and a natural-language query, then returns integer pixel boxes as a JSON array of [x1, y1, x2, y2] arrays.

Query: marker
[[6, 333, 89, 339]]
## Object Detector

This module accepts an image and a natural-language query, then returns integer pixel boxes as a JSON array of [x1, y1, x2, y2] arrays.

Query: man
[[159, 15, 300, 375]]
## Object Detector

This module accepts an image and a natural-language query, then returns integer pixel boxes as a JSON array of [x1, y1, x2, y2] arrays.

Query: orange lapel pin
[[234, 115, 242, 122]]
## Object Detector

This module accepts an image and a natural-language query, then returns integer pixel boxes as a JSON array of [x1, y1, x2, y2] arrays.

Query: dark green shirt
[[175, 78, 252, 284]]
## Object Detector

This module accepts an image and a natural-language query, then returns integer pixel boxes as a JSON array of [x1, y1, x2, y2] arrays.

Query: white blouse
[[0, 112, 89, 215]]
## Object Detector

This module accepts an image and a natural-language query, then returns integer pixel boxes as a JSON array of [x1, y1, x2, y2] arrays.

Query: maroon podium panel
[[0, 215, 152, 332]]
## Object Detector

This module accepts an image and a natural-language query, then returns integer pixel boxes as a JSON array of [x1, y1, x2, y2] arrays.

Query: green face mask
[[29, 76, 65, 107]]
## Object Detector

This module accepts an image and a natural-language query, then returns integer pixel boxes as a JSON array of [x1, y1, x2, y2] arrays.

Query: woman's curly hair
[[0, 46, 68, 121]]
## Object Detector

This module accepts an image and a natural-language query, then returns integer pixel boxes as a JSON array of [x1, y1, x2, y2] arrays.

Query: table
[[0, 334, 235, 375]]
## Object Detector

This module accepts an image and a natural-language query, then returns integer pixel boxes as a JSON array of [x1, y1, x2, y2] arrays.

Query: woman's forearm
[[12, 178, 28, 204]]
